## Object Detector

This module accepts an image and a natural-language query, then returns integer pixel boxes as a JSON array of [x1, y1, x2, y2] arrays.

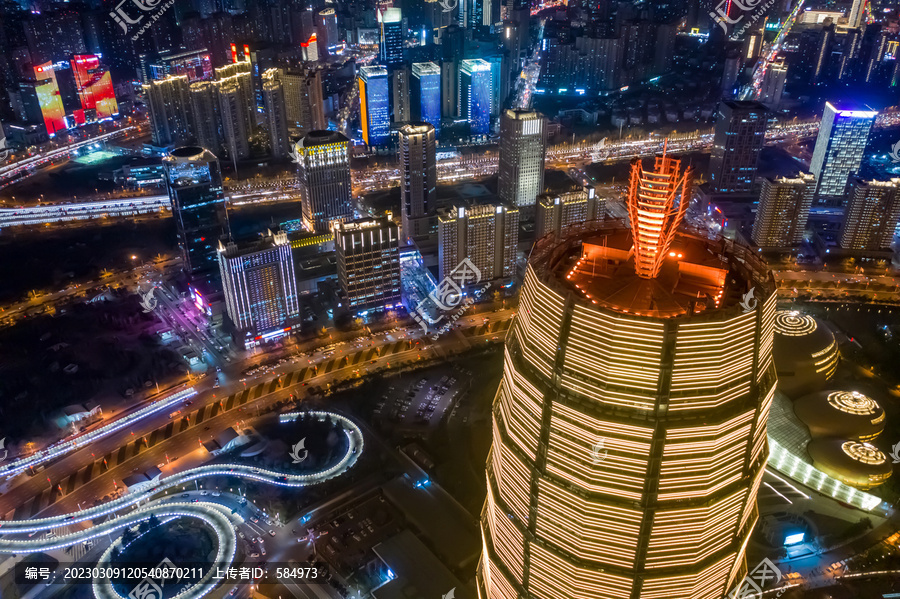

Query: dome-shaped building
[[794, 390, 885, 442], [773, 310, 839, 398], [807, 439, 892, 490]]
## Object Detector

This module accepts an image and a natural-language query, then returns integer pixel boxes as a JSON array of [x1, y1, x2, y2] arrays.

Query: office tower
[[71, 55, 118, 120], [441, 25, 465, 118], [334, 218, 402, 314], [838, 29, 862, 82], [359, 65, 390, 146], [708, 101, 768, 194], [498, 109, 547, 209], [840, 178, 900, 251], [295, 131, 353, 232], [144, 75, 192, 146], [809, 102, 877, 205], [811, 24, 835, 85], [751, 174, 815, 249], [317, 8, 342, 55], [411, 62, 442, 137], [23, 10, 86, 64], [848, 0, 866, 29], [281, 67, 326, 134], [459, 59, 493, 136], [189, 81, 221, 153], [262, 69, 291, 158], [721, 52, 741, 96], [380, 7, 404, 67], [437, 204, 519, 282], [479, 188, 776, 599], [535, 186, 603, 238], [164, 147, 231, 277], [302, 33, 319, 62], [627, 148, 693, 278], [399, 123, 438, 241], [217, 229, 300, 344], [759, 58, 787, 107], [391, 67, 411, 125], [32, 62, 66, 136]]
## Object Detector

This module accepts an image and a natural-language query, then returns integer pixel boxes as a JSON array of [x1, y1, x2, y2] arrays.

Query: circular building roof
[[794, 391, 885, 442], [807, 439, 892, 490], [773, 310, 839, 399]]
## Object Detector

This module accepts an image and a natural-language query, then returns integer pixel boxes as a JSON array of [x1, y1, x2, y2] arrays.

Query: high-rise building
[[478, 179, 776, 599], [71, 55, 118, 120], [391, 67, 411, 125], [164, 147, 231, 277], [498, 109, 547, 208], [359, 65, 390, 146], [627, 147, 693, 278], [189, 81, 222, 153], [399, 123, 438, 242], [217, 229, 299, 345], [809, 102, 877, 205], [216, 77, 252, 161], [441, 25, 465, 118], [840, 178, 900, 251], [335, 217, 402, 314], [295, 131, 353, 233], [380, 7, 404, 67], [751, 174, 815, 249], [437, 204, 519, 282], [535, 186, 603, 238], [281, 67, 326, 134], [262, 69, 291, 158], [317, 8, 342, 55], [459, 59, 493, 136], [708, 101, 769, 194], [145, 75, 192, 147], [759, 58, 787, 106], [411, 62, 442, 137], [33, 62, 67, 136]]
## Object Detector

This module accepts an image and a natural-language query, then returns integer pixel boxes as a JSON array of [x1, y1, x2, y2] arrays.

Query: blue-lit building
[[359, 65, 390, 146], [810, 102, 878, 206], [411, 62, 441, 138], [163, 146, 231, 277], [459, 59, 493, 136], [380, 8, 404, 67]]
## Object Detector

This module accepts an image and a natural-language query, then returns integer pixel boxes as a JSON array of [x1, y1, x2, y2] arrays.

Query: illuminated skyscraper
[[535, 186, 603, 238], [809, 102, 877, 205], [380, 8, 404, 66], [359, 65, 390, 146], [759, 58, 787, 106], [71, 55, 118, 120], [33, 62, 66, 136], [164, 147, 231, 277], [295, 131, 353, 233], [317, 8, 342, 55], [281, 67, 326, 134], [459, 59, 493, 136], [840, 178, 900, 251], [437, 204, 518, 282], [708, 101, 768, 194], [411, 62, 442, 137], [498, 109, 547, 208], [262, 69, 291, 158], [399, 123, 437, 241], [391, 67, 411, 124], [751, 174, 815, 249], [144, 75, 192, 146], [627, 146, 693, 278], [335, 217, 402, 314], [479, 153, 776, 599], [189, 81, 221, 152], [217, 229, 299, 346]]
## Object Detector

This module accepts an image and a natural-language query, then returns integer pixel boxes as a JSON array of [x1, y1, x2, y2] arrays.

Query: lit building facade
[[72, 55, 118, 120], [217, 229, 299, 346], [399, 123, 437, 242], [33, 62, 66, 136], [437, 204, 518, 282], [809, 102, 877, 205], [751, 174, 815, 249], [295, 130, 353, 233], [380, 7, 404, 67], [359, 65, 390, 146], [262, 69, 291, 158], [411, 62, 441, 137], [164, 147, 231, 277], [840, 178, 900, 251], [144, 75, 192, 147], [281, 67, 326, 134], [460, 59, 493, 136], [478, 215, 777, 599], [535, 186, 603, 239], [335, 217, 402, 314], [708, 101, 768, 194], [498, 109, 547, 208]]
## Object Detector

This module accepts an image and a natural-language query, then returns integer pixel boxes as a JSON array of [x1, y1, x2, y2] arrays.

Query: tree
[[148, 513, 161, 529], [121, 527, 136, 546]]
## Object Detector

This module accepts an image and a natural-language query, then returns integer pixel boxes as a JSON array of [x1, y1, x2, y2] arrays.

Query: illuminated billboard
[[72, 55, 119, 119], [34, 62, 66, 136]]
